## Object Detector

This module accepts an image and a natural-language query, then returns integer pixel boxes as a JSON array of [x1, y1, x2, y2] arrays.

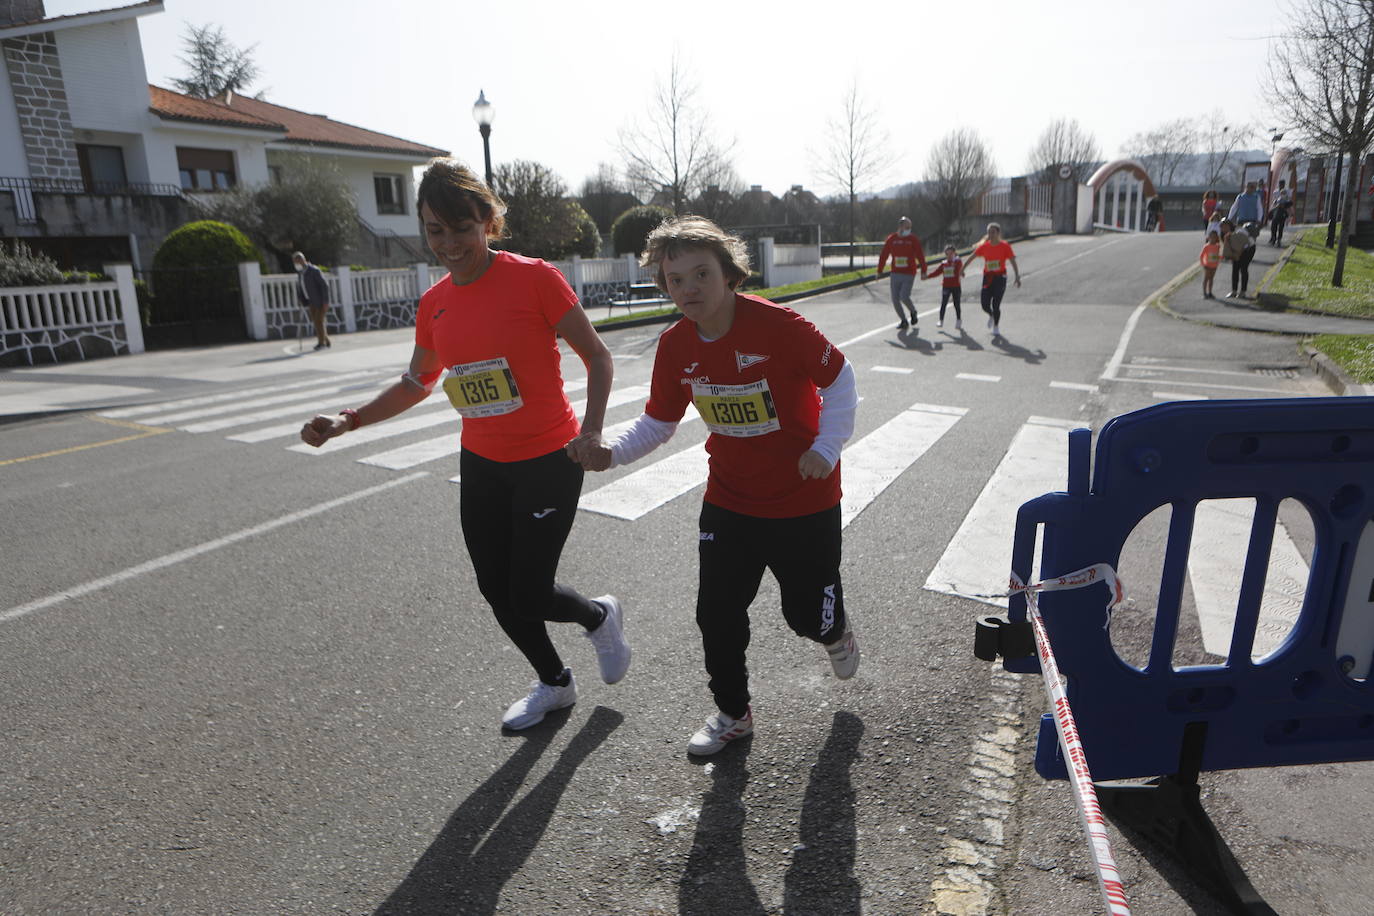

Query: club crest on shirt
[[735, 351, 769, 372]]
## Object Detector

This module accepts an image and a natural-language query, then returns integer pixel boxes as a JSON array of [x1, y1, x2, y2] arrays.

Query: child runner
[[923, 244, 963, 330], [299, 158, 630, 732], [875, 216, 927, 331], [1200, 230, 1222, 299], [571, 216, 861, 757], [962, 222, 1021, 337]]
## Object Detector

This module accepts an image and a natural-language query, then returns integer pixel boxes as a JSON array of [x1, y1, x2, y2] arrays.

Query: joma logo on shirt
[[820, 584, 837, 634]]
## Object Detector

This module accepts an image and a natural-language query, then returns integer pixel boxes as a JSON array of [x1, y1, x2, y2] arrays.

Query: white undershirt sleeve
[[809, 360, 858, 469], [608, 413, 679, 467]]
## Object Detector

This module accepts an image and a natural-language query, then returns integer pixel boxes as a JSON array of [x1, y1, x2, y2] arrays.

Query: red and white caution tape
[[1010, 564, 1131, 916]]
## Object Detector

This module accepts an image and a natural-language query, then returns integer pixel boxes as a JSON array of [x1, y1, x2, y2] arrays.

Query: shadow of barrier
[[975, 396, 1374, 915]]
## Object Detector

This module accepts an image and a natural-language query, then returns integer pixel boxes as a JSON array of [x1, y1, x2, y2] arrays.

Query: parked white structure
[[0, 0, 447, 268]]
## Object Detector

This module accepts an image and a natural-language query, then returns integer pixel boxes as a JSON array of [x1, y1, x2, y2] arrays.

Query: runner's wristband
[[340, 408, 360, 431]]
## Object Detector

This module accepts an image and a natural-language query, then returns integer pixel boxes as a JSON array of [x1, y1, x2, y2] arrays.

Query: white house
[[0, 0, 447, 269]]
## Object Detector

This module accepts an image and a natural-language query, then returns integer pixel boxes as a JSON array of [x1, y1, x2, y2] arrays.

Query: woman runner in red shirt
[[962, 222, 1021, 338], [299, 159, 629, 732], [571, 217, 861, 757]]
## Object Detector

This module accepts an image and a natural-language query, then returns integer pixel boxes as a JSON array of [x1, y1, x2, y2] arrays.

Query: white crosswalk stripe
[[923, 416, 1080, 607], [578, 441, 710, 520], [98, 369, 387, 420], [131, 375, 389, 427], [841, 403, 967, 529]]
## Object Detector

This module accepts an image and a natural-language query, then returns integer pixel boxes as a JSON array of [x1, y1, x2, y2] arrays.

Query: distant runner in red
[[571, 216, 861, 757], [923, 243, 964, 331], [962, 222, 1021, 338], [875, 216, 927, 332]]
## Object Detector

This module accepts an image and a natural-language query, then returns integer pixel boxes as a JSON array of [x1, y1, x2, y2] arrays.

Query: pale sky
[[47, 0, 1291, 196]]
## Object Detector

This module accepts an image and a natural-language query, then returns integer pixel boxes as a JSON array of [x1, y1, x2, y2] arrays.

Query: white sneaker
[[502, 670, 577, 730], [687, 707, 754, 756], [585, 594, 631, 684], [955, 320, 962, 331], [936, 319, 943, 328], [825, 630, 860, 679], [992, 324, 1001, 337]]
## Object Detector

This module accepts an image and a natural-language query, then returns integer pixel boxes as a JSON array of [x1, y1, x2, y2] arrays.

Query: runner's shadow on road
[[784, 711, 864, 915], [373, 705, 623, 916], [886, 329, 941, 355], [678, 737, 768, 916], [941, 328, 984, 351], [990, 334, 1047, 365]]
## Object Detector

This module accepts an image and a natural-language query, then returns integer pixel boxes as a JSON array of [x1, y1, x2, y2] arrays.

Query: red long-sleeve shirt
[[877, 233, 926, 275], [924, 256, 963, 288]]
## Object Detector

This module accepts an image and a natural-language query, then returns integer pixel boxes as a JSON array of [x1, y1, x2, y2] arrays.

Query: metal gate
[[135, 265, 248, 349]]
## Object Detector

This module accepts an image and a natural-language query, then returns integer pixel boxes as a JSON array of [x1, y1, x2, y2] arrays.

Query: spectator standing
[[1228, 181, 1264, 230], [293, 251, 332, 350]]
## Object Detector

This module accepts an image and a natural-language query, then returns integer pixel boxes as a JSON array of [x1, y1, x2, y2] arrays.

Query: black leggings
[[940, 287, 962, 322], [1231, 247, 1255, 294], [980, 274, 1008, 325], [460, 447, 601, 684], [696, 502, 846, 718]]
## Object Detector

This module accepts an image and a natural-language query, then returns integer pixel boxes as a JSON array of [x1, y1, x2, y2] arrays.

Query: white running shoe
[[687, 707, 754, 756], [936, 319, 943, 328], [825, 630, 861, 679], [955, 320, 962, 331], [586, 594, 631, 684], [502, 670, 577, 730], [992, 324, 1001, 336]]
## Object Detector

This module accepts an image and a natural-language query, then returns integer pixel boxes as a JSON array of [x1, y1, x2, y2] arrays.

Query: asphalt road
[[1, 231, 1357, 915]]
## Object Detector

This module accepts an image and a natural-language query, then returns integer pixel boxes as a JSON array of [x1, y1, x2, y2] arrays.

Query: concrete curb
[[1303, 344, 1374, 396]]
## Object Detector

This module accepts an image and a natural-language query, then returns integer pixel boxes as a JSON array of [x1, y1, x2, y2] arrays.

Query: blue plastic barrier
[[1000, 396, 1374, 781]]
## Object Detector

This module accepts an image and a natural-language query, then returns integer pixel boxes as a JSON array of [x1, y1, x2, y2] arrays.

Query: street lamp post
[[472, 90, 494, 187]]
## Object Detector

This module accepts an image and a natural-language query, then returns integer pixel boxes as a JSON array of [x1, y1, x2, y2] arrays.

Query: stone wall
[[2, 31, 80, 181]]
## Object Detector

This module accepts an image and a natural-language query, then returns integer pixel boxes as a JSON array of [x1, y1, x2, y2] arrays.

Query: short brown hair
[[640, 216, 751, 291], [416, 158, 507, 239]]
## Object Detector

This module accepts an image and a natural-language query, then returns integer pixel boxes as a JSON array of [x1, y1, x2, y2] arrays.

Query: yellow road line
[[0, 416, 172, 467]]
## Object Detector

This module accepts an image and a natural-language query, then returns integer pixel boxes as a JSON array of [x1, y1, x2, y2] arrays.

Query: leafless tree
[[1199, 114, 1254, 189], [1121, 118, 1200, 187], [172, 23, 259, 99], [814, 79, 897, 268], [1268, 0, 1374, 285], [924, 129, 997, 232], [618, 56, 734, 216], [1026, 118, 1100, 182]]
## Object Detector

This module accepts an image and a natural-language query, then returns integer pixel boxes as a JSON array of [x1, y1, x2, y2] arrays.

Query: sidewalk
[[1159, 227, 1374, 336]]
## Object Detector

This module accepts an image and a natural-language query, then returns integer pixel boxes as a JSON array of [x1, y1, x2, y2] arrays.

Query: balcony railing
[[0, 176, 186, 222]]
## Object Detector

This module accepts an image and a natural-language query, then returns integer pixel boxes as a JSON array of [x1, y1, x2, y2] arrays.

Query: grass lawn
[[1265, 227, 1374, 318], [1310, 333, 1374, 384]]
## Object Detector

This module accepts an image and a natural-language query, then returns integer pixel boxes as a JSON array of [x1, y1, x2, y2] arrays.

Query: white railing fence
[[1, 264, 141, 366], [4, 241, 820, 365]]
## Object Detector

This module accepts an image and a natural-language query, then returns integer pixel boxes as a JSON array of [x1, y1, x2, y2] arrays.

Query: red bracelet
[[340, 408, 360, 431]]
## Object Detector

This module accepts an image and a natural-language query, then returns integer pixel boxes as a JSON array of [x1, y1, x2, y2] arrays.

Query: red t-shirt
[[973, 240, 1015, 275], [878, 233, 926, 275], [645, 294, 845, 518], [925, 256, 963, 288], [415, 251, 580, 462]]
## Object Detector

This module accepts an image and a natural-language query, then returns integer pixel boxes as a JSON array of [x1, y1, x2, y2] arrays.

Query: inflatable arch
[[1086, 159, 1157, 232]]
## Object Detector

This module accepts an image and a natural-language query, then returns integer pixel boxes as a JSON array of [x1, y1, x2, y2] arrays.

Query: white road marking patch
[[646, 803, 701, 835], [871, 365, 915, 375]]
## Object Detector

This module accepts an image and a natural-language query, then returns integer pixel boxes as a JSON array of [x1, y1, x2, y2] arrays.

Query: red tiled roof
[[148, 85, 285, 132], [147, 86, 448, 158], [222, 94, 448, 158]]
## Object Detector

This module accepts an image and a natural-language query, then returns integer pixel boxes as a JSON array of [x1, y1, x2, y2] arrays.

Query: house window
[[176, 147, 237, 191], [268, 165, 283, 185], [374, 173, 405, 215], [76, 144, 128, 191]]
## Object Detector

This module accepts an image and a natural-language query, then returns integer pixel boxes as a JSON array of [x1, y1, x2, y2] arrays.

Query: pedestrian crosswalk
[[98, 371, 1314, 665]]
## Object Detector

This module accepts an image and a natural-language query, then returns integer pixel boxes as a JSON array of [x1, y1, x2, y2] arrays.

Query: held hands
[[566, 431, 612, 471], [798, 449, 835, 480], [1014, 276, 1022, 288], [300, 414, 347, 447]]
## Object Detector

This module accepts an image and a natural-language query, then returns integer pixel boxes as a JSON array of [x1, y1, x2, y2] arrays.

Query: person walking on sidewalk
[[1269, 181, 1292, 245], [875, 216, 926, 332], [298, 158, 630, 731], [923, 244, 964, 330], [293, 251, 332, 350], [1220, 217, 1256, 299], [963, 222, 1021, 337], [1228, 181, 1264, 234], [570, 216, 861, 757]]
